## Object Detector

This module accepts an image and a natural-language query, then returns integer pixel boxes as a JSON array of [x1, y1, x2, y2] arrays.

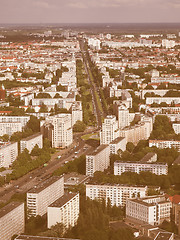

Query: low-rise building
[[47, 192, 79, 229], [86, 183, 147, 206], [27, 176, 64, 217], [126, 195, 172, 226], [86, 144, 110, 177], [0, 142, 18, 168], [149, 140, 180, 152], [172, 122, 180, 135], [20, 133, 43, 153], [15, 236, 80, 240], [114, 161, 168, 176], [0, 116, 30, 128], [0, 202, 25, 240]]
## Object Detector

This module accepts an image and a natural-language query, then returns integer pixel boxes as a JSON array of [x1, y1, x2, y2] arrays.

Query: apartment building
[[0, 122, 22, 136], [0, 142, 18, 168], [86, 184, 147, 207], [0, 202, 25, 240], [172, 122, 180, 134], [20, 133, 43, 153], [100, 115, 120, 145], [0, 116, 30, 128], [86, 144, 110, 177], [146, 97, 180, 105], [109, 137, 126, 154], [126, 195, 172, 225], [114, 161, 168, 176], [71, 101, 83, 126], [119, 120, 152, 145], [27, 176, 64, 217], [118, 104, 130, 129], [41, 114, 73, 148], [149, 140, 180, 152], [47, 192, 79, 229]]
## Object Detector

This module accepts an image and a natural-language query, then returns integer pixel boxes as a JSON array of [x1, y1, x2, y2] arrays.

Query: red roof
[[168, 195, 180, 204]]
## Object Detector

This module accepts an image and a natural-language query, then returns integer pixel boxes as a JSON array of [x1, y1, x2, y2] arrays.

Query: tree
[[1, 134, 9, 142], [39, 103, 48, 113], [73, 121, 86, 132], [31, 144, 42, 156], [26, 116, 40, 133], [126, 142, 135, 153]]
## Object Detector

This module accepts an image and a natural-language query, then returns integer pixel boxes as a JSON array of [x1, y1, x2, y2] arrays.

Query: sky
[[0, 0, 180, 24]]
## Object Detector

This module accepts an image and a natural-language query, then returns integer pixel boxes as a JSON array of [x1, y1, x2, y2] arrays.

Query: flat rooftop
[[155, 232, 173, 240], [49, 192, 78, 208], [110, 137, 125, 144], [0, 202, 23, 218], [15, 236, 79, 240], [28, 176, 63, 194], [114, 161, 167, 166], [87, 144, 109, 156], [21, 132, 42, 141]]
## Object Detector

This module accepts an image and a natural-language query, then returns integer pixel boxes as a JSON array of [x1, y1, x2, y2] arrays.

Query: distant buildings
[[0, 142, 18, 168], [126, 195, 172, 225], [41, 114, 73, 148], [114, 161, 168, 176], [114, 152, 168, 176], [0, 202, 25, 240], [117, 104, 130, 129], [86, 184, 147, 207], [86, 144, 110, 177], [47, 192, 79, 229], [0, 122, 22, 136], [20, 133, 43, 153], [149, 140, 180, 152], [27, 176, 64, 217]]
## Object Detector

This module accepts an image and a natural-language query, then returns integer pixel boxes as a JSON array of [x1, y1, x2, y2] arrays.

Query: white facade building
[[47, 192, 79, 229], [172, 122, 180, 134], [27, 176, 64, 217], [86, 184, 147, 207], [0, 116, 30, 128], [109, 137, 126, 154], [0, 202, 25, 240], [86, 144, 110, 177], [126, 195, 172, 225], [100, 115, 120, 145], [41, 114, 73, 148], [71, 101, 83, 126], [0, 122, 22, 136], [149, 140, 180, 152], [118, 104, 130, 129], [114, 161, 168, 176], [0, 142, 18, 168], [20, 133, 43, 153]]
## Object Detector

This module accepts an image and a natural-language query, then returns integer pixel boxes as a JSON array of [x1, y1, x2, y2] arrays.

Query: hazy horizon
[[0, 0, 180, 24]]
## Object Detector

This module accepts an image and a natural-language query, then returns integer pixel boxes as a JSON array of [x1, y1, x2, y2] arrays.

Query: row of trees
[[76, 59, 96, 126]]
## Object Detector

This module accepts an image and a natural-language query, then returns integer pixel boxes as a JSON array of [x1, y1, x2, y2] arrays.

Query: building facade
[[0, 202, 25, 240], [47, 192, 79, 229], [0, 142, 18, 168], [86, 184, 147, 207], [114, 161, 168, 176], [27, 176, 64, 217], [41, 114, 73, 148], [86, 145, 110, 177], [20, 133, 43, 153], [149, 140, 180, 152], [126, 195, 172, 225], [100, 115, 120, 145]]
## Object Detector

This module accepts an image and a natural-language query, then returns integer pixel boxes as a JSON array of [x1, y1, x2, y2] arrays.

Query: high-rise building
[[117, 104, 130, 129], [0, 202, 25, 240], [27, 176, 64, 217], [47, 192, 79, 229], [100, 115, 119, 145], [20, 133, 43, 153], [41, 114, 73, 148], [0, 142, 18, 168], [86, 145, 110, 177]]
